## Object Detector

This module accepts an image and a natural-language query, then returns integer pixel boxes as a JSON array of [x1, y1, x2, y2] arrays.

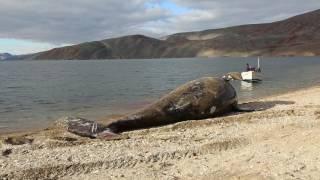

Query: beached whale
[[67, 73, 254, 140]]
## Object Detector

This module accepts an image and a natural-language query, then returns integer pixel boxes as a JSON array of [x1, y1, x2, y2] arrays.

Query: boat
[[241, 71, 262, 82], [241, 57, 262, 82]]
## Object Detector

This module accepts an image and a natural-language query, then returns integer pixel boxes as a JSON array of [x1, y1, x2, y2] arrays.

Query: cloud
[[0, 0, 170, 44], [171, 0, 320, 28], [0, 0, 320, 47], [139, 0, 320, 38]]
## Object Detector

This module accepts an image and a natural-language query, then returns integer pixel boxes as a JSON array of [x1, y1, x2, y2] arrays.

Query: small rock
[[2, 149, 12, 157], [52, 136, 77, 142], [67, 156, 73, 162], [4, 136, 33, 145], [22, 150, 29, 154]]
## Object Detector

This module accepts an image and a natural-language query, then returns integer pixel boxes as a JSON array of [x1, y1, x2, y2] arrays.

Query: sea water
[[0, 57, 319, 132]]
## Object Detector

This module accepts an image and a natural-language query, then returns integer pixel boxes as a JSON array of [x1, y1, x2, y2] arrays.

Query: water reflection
[[241, 81, 254, 91]]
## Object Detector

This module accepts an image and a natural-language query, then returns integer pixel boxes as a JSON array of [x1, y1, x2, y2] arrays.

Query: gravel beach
[[1, 86, 320, 179]]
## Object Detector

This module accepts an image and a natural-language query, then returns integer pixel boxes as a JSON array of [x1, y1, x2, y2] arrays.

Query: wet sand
[[1, 85, 320, 179]]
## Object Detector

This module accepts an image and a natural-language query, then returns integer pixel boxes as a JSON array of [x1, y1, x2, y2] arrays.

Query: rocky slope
[[25, 9, 320, 60]]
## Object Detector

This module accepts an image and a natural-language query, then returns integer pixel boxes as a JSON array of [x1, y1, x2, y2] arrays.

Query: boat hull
[[241, 71, 262, 82]]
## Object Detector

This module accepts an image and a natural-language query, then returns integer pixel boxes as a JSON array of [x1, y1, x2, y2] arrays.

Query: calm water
[[0, 57, 319, 132]]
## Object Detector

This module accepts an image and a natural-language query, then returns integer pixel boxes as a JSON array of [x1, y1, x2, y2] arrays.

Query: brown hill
[[28, 9, 320, 60]]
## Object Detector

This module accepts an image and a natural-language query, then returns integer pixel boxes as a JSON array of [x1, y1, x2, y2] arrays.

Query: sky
[[1, 0, 320, 55]]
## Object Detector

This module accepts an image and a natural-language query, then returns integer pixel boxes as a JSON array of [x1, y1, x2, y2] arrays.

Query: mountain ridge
[[0, 53, 13, 60], [20, 9, 320, 60]]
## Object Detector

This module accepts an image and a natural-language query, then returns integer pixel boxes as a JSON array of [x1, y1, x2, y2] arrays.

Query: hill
[[24, 9, 320, 60], [0, 53, 13, 60]]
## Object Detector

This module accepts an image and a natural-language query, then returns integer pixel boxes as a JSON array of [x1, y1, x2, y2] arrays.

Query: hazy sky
[[1, 0, 320, 54]]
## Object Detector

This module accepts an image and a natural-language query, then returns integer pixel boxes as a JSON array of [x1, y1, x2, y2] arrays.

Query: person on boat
[[246, 63, 257, 72], [246, 63, 250, 71]]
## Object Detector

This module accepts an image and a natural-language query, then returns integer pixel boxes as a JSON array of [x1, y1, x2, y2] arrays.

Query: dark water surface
[[0, 57, 319, 132]]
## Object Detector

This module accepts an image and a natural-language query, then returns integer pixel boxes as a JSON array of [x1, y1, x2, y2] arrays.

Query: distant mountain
[[20, 9, 320, 60], [0, 53, 13, 60]]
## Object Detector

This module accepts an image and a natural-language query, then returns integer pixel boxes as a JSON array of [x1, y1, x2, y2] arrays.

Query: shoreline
[[242, 83, 320, 102], [1, 83, 320, 179], [1, 83, 319, 136], [0, 98, 154, 136]]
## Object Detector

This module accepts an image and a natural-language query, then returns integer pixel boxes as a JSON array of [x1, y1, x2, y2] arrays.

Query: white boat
[[241, 71, 262, 82], [241, 57, 262, 82]]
